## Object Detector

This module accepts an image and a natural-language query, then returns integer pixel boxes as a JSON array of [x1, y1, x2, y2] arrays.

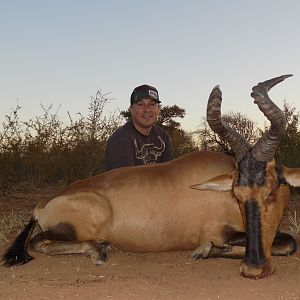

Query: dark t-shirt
[[105, 121, 174, 170]]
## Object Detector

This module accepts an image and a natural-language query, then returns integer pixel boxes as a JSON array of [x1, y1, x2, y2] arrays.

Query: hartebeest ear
[[282, 166, 300, 187], [190, 173, 234, 191]]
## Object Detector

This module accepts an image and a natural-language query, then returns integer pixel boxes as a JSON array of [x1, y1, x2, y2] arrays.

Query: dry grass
[[0, 209, 28, 245], [288, 211, 300, 238]]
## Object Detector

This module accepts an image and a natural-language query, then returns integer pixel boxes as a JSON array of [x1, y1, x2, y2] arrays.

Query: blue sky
[[1, 0, 299, 131]]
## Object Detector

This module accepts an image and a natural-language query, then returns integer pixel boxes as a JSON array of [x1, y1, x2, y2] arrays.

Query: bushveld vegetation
[[0, 91, 122, 194], [0, 92, 299, 196]]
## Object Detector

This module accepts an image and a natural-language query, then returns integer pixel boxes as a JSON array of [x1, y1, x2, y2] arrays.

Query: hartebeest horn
[[207, 86, 251, 161], [251, 74, 292, 161]]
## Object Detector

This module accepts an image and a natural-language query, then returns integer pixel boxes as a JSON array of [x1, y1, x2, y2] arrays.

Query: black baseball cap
[[130, 84, 161, 105]]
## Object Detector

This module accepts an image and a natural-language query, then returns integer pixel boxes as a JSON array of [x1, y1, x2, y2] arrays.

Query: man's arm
[[104, 135, 135, 171]]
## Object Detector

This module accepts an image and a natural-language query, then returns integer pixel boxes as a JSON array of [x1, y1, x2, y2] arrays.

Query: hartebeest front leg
[[191, 232, 296, 260]]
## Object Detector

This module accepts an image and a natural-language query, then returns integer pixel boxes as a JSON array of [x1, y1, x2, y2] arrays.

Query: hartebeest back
[[2, 75, 300, 279]]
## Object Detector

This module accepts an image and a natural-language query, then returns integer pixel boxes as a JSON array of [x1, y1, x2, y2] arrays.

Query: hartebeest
[[2, 75, 300, 279]]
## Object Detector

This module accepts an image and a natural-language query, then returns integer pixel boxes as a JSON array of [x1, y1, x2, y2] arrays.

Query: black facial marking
[[243, 200, 266, 266], [275, 165, 288, 185], [237, 151, 267, 187]]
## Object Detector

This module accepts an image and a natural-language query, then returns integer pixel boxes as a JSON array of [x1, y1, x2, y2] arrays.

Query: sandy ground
[[0, 188, 299, 300]]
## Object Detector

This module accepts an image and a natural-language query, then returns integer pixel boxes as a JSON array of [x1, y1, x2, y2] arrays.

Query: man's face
[[129, 98, 160, 129]]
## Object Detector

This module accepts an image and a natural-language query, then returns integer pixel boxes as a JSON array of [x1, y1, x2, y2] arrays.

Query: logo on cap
[[149, 90, 158, 99]]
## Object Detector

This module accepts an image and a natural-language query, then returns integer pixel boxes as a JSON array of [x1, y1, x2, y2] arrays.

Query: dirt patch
[[0, 189, 300, 300]]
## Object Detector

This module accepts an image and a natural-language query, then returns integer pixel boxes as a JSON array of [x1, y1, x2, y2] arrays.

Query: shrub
[[0, 90, 121, 194]]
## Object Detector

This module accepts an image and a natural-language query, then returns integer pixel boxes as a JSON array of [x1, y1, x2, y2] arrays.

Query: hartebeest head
[[194, 75, 293, 279]]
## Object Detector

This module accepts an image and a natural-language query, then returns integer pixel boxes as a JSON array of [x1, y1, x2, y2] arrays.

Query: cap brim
[[132, 98, 161, 104]]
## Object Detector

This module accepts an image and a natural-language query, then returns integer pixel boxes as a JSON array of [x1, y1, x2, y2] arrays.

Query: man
[[105, 84, 174, 170]]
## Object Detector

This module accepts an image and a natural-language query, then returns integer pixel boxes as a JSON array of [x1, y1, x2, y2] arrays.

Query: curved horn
[[251, 74, 292, 161], [207, 86, 250, 161]]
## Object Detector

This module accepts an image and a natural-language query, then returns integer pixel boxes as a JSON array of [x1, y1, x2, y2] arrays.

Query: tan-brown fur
[[33, 151, 244, 252]]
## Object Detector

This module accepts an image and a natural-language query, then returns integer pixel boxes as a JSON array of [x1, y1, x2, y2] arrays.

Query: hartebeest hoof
[[191, 241, 213, 259], [84, 241, 111, 265]]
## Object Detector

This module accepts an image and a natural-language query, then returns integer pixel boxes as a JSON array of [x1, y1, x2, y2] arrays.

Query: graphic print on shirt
[[134, 136, 166, 164]]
